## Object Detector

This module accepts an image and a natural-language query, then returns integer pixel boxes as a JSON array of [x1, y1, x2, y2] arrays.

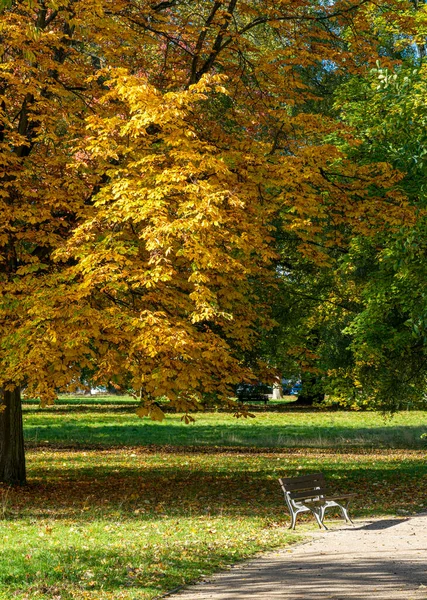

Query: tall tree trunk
[[0, 387, 26, 485]]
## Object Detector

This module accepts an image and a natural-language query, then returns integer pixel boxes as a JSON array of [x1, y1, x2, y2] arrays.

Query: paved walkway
[[168, 515, 427, 600]]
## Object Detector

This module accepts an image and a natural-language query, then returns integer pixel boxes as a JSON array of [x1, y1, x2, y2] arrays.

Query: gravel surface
[[168, 515, 427, 600]]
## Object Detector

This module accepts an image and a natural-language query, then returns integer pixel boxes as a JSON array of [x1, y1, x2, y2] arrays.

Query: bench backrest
[[279, 472, 327, 501]]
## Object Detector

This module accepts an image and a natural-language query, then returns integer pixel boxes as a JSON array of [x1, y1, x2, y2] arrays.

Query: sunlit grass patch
[[23, 408, 427, 449], [0, 513, 291, 600]]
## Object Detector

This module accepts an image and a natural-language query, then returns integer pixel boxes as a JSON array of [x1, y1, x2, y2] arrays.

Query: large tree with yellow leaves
[[0, 0, 143, 483], [0, 0, 410, 483]]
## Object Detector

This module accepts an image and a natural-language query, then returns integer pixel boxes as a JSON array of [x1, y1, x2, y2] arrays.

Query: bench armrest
[[302, 494, 355, 506]]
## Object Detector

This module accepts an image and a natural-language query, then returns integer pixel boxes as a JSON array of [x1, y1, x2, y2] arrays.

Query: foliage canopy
[[0, 0, 426, 484]]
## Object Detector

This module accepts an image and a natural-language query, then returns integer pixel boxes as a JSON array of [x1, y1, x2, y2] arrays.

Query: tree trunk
[[294, 374, 325, 406], [0, 387, 26, 485]]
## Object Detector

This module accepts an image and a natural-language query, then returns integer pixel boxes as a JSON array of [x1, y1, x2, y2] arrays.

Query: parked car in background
[[282, 379, 302, 396]]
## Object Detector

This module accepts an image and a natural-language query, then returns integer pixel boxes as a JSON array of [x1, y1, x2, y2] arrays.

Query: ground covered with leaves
[[1, 405, 427, 599]]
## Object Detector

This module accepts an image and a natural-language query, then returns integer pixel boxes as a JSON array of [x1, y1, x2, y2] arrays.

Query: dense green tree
[[258, 3, 427, 408], [329, 61, 427, 409]]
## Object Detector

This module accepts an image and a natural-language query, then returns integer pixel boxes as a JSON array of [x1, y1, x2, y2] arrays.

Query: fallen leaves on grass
[[1, 441, 427, 600]]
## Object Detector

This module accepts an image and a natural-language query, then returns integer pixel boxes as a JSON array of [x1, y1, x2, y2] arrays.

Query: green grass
[[23, 401, 427, 449], [1, 401, 426, 599]]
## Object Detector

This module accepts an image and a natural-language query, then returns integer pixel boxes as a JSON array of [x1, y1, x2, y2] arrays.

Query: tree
[[269, 0, 427, 411], [0, 0, 147, 483], [0, 0, 91, 483], [251, 2, 427, 410], [327, 59, 427, 410], [58, 1, 407, 409], [0, 0, 413, 484]]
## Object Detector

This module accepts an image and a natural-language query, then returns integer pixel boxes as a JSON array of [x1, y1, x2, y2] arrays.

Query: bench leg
[[289, 510, 298, 530], [319, 505, 327, 528], [311, 506, 328, 530], [338, 503, 353, 525], [288, 508, 308, 530]]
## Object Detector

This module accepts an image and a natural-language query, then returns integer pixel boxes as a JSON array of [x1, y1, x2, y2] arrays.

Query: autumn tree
[[58, 1, 408, 404], [0, 0, 413, 484], [0, 0, 91, 484], [0, 0, 154, 483]]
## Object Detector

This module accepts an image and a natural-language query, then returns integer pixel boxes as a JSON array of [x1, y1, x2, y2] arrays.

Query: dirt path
[[168, 515, 427, 599]]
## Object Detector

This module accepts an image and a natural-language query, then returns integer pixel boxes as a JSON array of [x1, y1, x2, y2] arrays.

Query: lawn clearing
[[23, 404, 427, 449], [1, 404, 426, 599]]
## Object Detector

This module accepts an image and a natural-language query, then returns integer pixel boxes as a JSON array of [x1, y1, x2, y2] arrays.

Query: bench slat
[[280, 477, 324, 489], [289, 488, 328, 500], [281, 479, 325, 492], [323, 494, 356, 500], [280, 477, 325, 491], [280, 472, 324, 484]]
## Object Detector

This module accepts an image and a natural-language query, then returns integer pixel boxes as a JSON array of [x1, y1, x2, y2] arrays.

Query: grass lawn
[[23, 397, 427, 449], [0, 400, 426, 599]]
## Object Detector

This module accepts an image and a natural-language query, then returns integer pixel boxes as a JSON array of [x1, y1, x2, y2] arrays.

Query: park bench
[[235, 383, 270, 405], [279, 472, 355, 530], [236, 392, 269, 405]]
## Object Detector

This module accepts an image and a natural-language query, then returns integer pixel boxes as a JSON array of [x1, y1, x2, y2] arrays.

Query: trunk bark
[[0, 387, 26, 485]]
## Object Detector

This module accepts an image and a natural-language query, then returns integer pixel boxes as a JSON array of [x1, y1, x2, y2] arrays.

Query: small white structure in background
[[272, 378, 283, 399], [90, 386, 107, 395]]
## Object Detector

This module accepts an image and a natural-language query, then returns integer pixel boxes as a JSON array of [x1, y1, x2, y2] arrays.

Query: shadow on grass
[[24, 406, 138, 414], [4, 448, 427, 522]]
